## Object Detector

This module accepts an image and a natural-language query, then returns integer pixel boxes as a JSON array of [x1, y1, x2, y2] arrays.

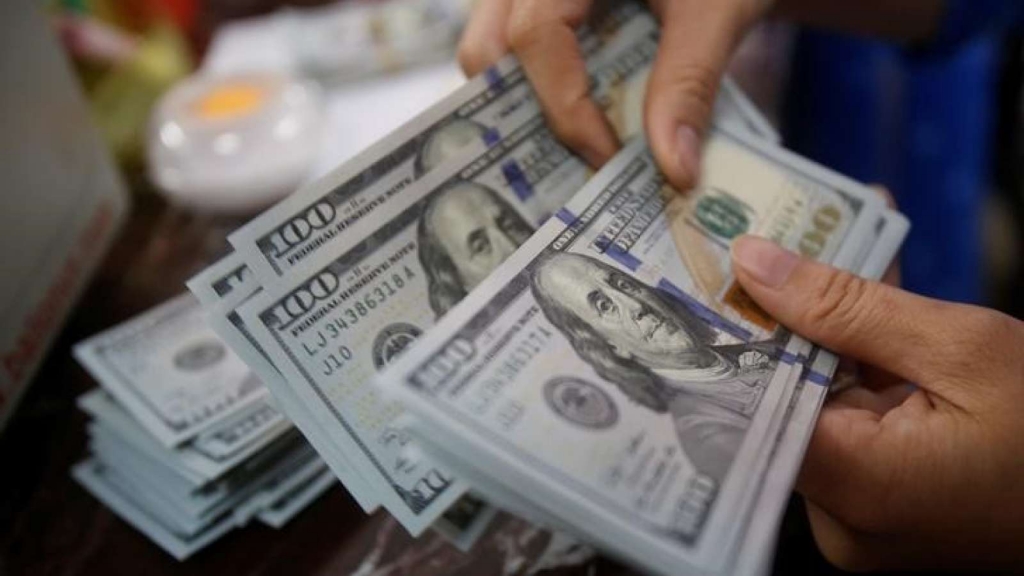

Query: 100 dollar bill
[[200, 5, 784, 537], [73, 294, 278, 448], [228, 9, 774, 285], [226, 4, 643, 282], [225, 52, 783, 537], [378, 132, 886, 575], [188, 254, 382, 513]]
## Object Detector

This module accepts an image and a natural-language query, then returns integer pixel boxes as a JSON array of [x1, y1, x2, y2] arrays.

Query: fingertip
[[547, 98, 620, 169], [456, 34, 507, 77], [646, 124, 697, 192], [730, 235, 800, 289], [459, 0, 513, 76], [644, 89, 707, 192]]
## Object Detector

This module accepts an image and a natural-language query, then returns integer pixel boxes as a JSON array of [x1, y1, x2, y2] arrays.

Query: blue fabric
[[784, 30, 997, 304], [934, 0, 1024, 48]]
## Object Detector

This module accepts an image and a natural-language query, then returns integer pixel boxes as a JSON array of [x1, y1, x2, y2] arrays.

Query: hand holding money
[[458, 0, 775, 186], [731, 235, 1024, 572], [182, 3, 912, 572], [458, 0, 947, 191]]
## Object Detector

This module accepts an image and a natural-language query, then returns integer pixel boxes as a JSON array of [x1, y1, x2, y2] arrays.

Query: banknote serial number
[[296, 267, 419, 375]]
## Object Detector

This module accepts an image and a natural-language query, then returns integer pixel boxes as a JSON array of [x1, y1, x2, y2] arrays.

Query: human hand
[[457, 0, 772, 188], [730, 234, 1024, 571]]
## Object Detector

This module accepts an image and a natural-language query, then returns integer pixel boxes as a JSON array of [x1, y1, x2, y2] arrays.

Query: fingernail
[[731, 235, 799, 288], [675, 125, 702, 186]]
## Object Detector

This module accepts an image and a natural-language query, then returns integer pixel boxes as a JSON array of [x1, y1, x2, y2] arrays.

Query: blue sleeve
[[934, 0, 1024, 47]]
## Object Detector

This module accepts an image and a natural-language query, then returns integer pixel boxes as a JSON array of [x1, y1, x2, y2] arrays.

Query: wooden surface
[[0, 192, 846, 576]]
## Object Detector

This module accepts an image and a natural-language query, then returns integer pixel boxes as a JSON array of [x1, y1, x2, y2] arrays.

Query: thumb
[[730, 235, 969, 399], [644, 0, 761, 191]]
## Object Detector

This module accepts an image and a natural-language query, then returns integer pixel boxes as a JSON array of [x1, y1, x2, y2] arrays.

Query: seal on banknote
[[544, 377, 619, 430], [372, 323, 423, 370], [173, 340, 226, 371]]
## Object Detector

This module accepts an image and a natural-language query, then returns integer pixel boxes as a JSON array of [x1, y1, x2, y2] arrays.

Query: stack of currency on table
[[71, 294, 336, 560], [180, 2, 910, 573]]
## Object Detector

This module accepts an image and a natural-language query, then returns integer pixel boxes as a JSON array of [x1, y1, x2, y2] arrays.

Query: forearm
[[773, 0, 946, 43]]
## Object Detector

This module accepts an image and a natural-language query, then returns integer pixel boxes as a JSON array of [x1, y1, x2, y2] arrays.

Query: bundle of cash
[[184, 2, 910, 573], [71, 294, 336, 560]]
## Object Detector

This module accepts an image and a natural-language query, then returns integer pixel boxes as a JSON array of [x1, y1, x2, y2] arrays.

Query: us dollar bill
[[222, 84, 825, 539], [256, 468, 337, 529], [72, 459, 237, 561], [191, 252, 503, 541], [73, 294, 279, 448], [226, 30, 684, 532], [192, 1, 786, 542], [188, 254, 382, 513], [78, 388, 290, 484], [225, 3, 640, 282], [377, 132, 886, 575], [228, 8, 775, 284], [194, 254, 506, 538]]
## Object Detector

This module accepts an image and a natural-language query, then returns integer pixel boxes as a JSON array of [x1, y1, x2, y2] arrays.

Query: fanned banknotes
[[377, 134, 896, 574], [180, 2, 909, 570], [206, 5, 782, 538], [227, 9, 775, 285]]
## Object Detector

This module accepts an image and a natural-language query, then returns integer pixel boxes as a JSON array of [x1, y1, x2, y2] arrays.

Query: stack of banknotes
[[171, 3, 909, 573], [71, 295, 337, 560]]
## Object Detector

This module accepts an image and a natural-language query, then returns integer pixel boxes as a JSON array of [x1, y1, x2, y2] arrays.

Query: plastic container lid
[[147, 72, 324, 213]]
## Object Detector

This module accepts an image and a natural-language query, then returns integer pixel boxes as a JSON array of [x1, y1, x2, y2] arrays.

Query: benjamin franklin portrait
[[418, 181, 534, 316], [415, 119, 488, 177], [530, 252, 779, 483]]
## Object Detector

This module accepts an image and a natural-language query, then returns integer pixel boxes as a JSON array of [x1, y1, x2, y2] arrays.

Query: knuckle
[[506, 2, 551, 51], [962, 312, 1001, 358], [505, 17, 533, 51], [947, 308, 1021, 377], [654, 62, 719, 121], [802, 269, 876, 336], [505, 0, 585, 52], [973, 309, 1017, 347]]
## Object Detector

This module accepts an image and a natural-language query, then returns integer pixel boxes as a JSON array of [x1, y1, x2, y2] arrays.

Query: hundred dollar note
[[228, 7, 776, 284], [72, 459, 237, 560], [227, 26, 784, 533], [191, 254, 501, 540], [378, 131, 887, 575], [78, 388, 290, 484], [188, 254, 381, 513], [73, 294, 280, 448]]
